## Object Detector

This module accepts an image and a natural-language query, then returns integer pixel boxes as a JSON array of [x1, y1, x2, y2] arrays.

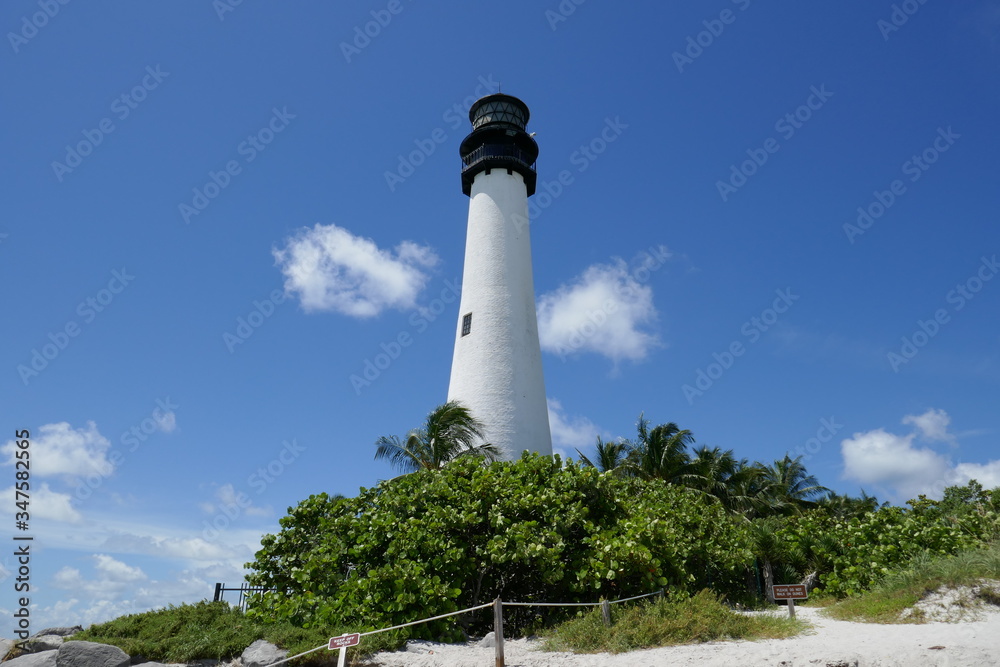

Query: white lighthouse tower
[[446, 93, 553, 460]]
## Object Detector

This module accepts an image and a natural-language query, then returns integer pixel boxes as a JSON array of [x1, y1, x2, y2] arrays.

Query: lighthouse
[[446, 93, 553, 460]]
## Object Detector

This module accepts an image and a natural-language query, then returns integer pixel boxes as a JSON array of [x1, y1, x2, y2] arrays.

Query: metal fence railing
[[213, 582, 274, 612]]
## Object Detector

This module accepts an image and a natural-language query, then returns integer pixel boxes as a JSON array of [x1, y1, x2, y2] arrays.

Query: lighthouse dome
[[469, 94, 530, 131]]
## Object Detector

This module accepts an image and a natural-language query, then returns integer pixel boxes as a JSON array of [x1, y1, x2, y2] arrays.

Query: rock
[[239, 641, 286, 667], [4, 650, 58, 667], [56, 642, 129, 667], [33, 629, 82, 639], [2, 639, 16, 660], [477, 632, 495, 648], [25, 637, 64, 653]]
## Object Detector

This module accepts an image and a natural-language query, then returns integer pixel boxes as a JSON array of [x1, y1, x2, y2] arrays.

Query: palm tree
[[623, 413, 694, 482], [577, 436, 629, 474], [374, 401, 499, 474], [685, 446, 768, 515], [816, 490, 881, 518], [757, 455, 830, 515], [748, 517, 787, 602]]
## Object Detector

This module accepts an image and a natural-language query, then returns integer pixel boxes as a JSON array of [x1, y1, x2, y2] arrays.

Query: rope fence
[[504, 589, 664, 607], [357, 601, 495, 638], [265, 588, 666, 667]]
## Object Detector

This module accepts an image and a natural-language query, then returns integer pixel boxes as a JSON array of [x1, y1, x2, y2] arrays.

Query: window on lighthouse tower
[[462, 313, 472, 336]]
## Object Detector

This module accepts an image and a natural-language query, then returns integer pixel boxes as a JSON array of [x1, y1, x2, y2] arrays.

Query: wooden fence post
[[600, 600, 611, 627], [493, 597, 505, 667]]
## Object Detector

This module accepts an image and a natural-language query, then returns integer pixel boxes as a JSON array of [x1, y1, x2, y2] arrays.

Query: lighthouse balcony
[[461, 144, 537, 196]]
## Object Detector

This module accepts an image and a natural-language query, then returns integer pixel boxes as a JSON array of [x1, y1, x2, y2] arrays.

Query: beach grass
[[824, 541, 1000, 623], [542, 589, 806, 654], [71, 600, 401, 665]]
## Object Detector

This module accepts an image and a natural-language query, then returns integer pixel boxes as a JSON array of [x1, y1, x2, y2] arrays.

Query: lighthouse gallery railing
[[461, 144, 536, 172]]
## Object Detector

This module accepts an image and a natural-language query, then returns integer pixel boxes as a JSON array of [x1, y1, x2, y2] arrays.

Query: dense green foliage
[[760, 482, 1000, 597], [243, 408, 1000, 645], [825, 540, 1000, 622], [60, 408, 1000, 662], [543, 589, 804, 653], [246, 453, 752, 638]]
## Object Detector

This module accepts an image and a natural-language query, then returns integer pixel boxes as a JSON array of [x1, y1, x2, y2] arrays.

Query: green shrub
[[71, 601, 334, 663], [245, 453, 753, 639], [760, 483, 999, 597], [543, 589, 804, 653], [825, 541, 1000, 622]]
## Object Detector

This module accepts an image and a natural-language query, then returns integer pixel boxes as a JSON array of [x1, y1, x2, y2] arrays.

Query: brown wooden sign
[[328, 633, 360, 650], [772, 584, 808, 600]]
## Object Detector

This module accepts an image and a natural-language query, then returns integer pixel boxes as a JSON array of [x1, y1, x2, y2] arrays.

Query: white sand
[[363, 605, 1000, 667]]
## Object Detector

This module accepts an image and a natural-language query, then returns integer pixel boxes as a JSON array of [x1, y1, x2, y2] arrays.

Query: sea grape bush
[[774, 484, 999, 597], [245, 457, 999, 638], [244, 453, 751, 638]]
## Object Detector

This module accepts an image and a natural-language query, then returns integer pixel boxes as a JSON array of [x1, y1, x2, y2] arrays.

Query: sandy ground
[[362, 605, 1000, 667]]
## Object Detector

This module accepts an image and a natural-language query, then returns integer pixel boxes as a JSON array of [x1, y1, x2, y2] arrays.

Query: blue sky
[[2, 0, 999, 635]]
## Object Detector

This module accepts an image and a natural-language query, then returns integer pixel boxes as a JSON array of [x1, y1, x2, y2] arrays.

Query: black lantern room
[[460, 94, 539, 196]]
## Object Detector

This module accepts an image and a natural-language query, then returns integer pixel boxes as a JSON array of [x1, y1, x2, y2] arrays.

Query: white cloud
[[537, 257, 661, 363], [202, 484, 271, 519], [902, 408, 955, 444], [41, 558, 241, 631], [273, 223, 439, 317], [94, 554, 147, 582], [841, 409, 1000, 501], [952, 461, 1000, 489], [155, 410, 177, 433], [0, 510, 269, 636], [52, 555, 147, 597], [0, 482, 82, 523], [841, 428, 949, 500], [1, 421, 112, 479], [99, 532, 245, 562], [547, 398, 601, 457]]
